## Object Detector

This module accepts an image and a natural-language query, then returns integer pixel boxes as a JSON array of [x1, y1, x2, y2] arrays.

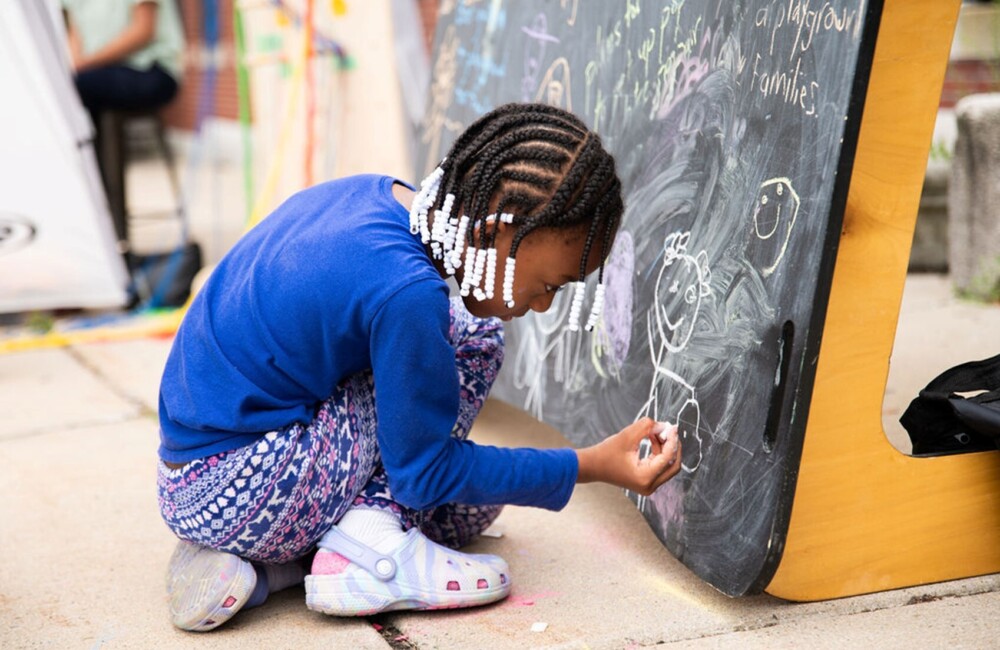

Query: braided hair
[[409, 103, 624, 330]]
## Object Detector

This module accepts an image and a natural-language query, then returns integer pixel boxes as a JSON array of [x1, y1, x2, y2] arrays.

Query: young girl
[[157, 102, 682, 631]]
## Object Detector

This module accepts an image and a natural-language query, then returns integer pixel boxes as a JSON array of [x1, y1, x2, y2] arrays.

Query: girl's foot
[[305, 525, 511, 616], [166, 541, 263, 631], [166, 541, 306, 631]]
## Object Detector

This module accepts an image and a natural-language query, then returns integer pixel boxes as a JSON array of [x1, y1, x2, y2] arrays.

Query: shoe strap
[[317, 526, 397, 581]]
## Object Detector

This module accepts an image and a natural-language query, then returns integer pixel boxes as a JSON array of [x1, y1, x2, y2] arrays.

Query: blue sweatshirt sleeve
[[368, 280, 578, 511]]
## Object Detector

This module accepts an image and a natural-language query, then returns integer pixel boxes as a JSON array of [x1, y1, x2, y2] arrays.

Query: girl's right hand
[[575, 418, 682, 494]]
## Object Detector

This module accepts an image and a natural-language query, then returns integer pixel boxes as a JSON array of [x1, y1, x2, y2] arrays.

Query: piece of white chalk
[[654, 421, 676, 442], [480, 525, 504, 538], [530, 622, 548, 633]]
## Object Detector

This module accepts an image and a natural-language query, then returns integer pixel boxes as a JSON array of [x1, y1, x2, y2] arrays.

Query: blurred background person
[[62, 0, 185, 249]]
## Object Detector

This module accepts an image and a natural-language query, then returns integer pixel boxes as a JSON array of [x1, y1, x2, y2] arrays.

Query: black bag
[[127, 240, 203, 309], [900, 354, 1000, 456]]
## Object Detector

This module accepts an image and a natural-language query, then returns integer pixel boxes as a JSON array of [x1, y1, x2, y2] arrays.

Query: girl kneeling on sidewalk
[[156, 102, 682, 631]]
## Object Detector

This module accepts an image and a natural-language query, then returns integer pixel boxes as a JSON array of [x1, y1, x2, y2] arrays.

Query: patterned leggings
[[157, 298, 505, 564]]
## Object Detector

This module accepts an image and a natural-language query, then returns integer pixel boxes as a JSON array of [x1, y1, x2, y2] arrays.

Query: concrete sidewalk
[[1, 273, 999, 649]]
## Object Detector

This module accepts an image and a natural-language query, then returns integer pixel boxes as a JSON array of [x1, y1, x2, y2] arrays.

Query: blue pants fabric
[[157, 298, 505, 564]]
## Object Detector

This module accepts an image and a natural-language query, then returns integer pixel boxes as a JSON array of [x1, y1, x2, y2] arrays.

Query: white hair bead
[[584, 283, 606, 331], [442, 216, 459, 257], [419, 206, 432, 244], [409, 167, 537, 310], [502, 257, 516, 308], [430, 209, 446, 259], [460, 246, 477, 296], [451, 215, 469, 269], [471, 248, 488, 300], [484, 248, 497, 300], [410, 165, 444, 239], [567, 281, 587, 332]]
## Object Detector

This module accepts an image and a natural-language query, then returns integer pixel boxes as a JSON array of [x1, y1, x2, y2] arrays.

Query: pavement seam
[[0, 344, 155, 442], [0, 412, 152, 443], [369, 616, 420, 649], [66, 344, 158, 417]]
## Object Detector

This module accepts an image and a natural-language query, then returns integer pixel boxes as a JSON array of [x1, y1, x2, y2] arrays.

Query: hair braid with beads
[[410, 102, 623, 331]]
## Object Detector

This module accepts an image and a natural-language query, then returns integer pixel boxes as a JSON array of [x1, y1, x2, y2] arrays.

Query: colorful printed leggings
[[157, 298, 504, 564]]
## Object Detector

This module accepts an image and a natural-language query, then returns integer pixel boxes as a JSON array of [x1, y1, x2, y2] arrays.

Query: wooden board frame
[[766, 0, 1000, 601]]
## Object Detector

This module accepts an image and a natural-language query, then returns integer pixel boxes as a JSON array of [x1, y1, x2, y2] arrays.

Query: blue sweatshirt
[[158, 174, 578, 511]]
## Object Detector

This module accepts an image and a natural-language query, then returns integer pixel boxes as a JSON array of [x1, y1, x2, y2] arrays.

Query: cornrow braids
[[410, 102, 624, 330]]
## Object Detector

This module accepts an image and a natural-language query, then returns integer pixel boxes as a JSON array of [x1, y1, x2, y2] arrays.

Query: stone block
[[910, 160, 950, 272], [949, 93, 1000, 300]]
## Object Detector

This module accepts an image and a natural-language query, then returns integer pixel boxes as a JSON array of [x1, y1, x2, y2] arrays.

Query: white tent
[[0, 0, 128, 313]]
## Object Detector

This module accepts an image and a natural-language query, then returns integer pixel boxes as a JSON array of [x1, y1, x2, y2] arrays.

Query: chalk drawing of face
[[654, 231, 712, 354], [0, 217, 36, 256], [533, 57, 572, 111], [595, 231, 634, 376], [749, 177, 800, 277]]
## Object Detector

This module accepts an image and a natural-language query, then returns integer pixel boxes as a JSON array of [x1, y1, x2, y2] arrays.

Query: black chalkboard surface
[[417, 0, 881, 596]]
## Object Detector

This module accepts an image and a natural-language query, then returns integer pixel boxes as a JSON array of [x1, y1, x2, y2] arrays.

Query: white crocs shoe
[[305, 526, 511, 616], [166, 541, 258, 631]]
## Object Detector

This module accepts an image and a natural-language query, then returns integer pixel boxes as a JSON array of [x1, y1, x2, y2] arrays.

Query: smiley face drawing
[[749, 177, 800, 277], [0, 217, 36, 256]]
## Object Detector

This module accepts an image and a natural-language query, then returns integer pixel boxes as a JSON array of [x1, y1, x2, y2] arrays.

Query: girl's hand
[[575, 418, 681, 495]]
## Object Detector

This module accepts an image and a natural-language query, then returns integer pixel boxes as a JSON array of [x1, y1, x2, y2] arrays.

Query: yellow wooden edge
[[766, 0, 1000, 601]]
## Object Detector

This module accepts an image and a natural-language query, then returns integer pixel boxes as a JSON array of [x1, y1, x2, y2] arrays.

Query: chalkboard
[[417, 0, 882, 596]]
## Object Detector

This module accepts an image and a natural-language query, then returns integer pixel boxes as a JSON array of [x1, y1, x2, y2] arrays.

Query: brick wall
[[940, 59, 1000, 108], [417, 0, 440, 54], [162, 0, 239, 130], [164, 0, 441, 131]]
